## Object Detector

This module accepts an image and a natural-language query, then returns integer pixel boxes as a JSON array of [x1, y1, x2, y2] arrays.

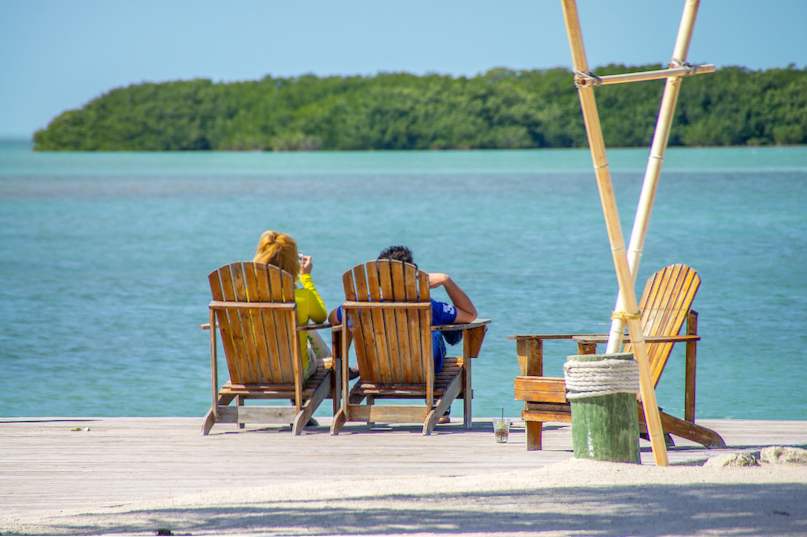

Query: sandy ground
[[3, 457, 806, 536]]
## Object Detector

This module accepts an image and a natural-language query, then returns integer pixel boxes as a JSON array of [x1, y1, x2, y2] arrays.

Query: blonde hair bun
[[253, 230, 300, 276]]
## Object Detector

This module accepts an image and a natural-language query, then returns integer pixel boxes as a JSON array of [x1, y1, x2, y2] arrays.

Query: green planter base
[[567, 353, 640, 464]]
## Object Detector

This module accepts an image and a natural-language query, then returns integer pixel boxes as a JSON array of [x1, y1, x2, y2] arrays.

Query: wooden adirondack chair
[[330, 260, 489, 435], [513, 264, 725, 450], [202, 262, 340, 435]]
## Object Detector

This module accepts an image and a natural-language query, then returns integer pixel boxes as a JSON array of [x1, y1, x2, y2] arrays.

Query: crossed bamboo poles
[[560, 0, 713, 466]]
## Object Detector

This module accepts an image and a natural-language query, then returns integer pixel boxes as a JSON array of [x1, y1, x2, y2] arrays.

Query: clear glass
[[493, 418, 510, 443]]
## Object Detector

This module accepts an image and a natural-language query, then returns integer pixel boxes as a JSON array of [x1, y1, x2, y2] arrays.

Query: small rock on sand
[[760, 446, 807, 465], [704, 452, 759, 468]]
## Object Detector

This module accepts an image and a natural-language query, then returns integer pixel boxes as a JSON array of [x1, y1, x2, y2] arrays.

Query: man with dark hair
[[331, 245, 477, 423], [374, 245, 477, 367], [382, 245, 478, 424], [376, 245, 414, 264]]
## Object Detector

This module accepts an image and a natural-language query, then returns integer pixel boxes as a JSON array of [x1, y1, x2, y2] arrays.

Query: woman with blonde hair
[[253, 230, 329, 381]]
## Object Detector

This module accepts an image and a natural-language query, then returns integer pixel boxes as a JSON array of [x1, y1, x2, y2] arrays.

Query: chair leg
[[348, 388, 366, 404], [330, 408, 347, 435], [366, 395, 375, 427], [639, 431, 675, 447], [462, 361, 473, 430], [331, 360, 341, 415], [292, 371, 332, 435], [291, 407, 310, 436], [658, 410, 726, 448], [526, 421, 543, 451], [202, 407, 216, 436], [201, 393, 236, 435], [423, 409, 438, 436], [638, 404, 727, 448], [423, 374, 462, 435], [236, 396, 245, 429]]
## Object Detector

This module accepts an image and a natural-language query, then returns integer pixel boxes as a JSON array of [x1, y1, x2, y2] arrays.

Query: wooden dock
[[1, 417, 806, 535]]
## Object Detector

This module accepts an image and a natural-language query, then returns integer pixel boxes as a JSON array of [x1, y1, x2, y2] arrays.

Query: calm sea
[[1, 141, 805, 420]]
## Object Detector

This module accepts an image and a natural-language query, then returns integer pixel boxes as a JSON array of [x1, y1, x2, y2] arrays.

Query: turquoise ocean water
[[1, 141, 805, 419]]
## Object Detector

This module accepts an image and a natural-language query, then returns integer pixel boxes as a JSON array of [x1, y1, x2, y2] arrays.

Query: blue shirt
[[431, 299, 458, 374], [335, 299, 458, 373]]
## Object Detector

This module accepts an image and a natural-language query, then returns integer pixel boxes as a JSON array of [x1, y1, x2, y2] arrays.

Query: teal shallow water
[[1, 142, 805, 419]]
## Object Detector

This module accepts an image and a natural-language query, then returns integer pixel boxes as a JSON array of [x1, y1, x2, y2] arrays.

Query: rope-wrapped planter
[[563, 353, 641, 463]]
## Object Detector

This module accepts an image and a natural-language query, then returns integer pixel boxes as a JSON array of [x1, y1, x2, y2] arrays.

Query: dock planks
[[1, 417, 806, 520]]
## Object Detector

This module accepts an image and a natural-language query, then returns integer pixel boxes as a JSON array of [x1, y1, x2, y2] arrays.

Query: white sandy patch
[[3, 458, 806, 536]]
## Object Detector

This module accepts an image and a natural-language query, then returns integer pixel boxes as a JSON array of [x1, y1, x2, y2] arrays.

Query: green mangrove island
[[34, 65, 806, 151]]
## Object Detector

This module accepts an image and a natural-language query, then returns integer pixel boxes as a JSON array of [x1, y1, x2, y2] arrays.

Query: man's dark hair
[[378, 245, 415, 266]]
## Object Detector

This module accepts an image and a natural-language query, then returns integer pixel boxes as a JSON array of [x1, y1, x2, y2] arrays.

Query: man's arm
[[428, 273, 477, 323]]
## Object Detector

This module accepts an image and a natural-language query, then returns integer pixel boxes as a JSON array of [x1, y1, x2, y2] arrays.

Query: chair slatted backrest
[[208, 262, 298, 385], [625, 264, 701, 386], [342, 260, 432, 384]]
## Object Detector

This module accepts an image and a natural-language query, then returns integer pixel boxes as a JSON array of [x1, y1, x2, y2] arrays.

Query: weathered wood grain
[[333, 261, 489, 435], [1, 417, 804, 521]]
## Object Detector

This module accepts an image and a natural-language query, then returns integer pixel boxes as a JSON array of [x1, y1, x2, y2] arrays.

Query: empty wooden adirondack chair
[[202, 262, 340, 435], [330, 260, 489, 435], [513, 264, 725, 450]]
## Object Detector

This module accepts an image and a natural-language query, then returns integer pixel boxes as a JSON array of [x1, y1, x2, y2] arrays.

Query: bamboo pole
[[606, 0, 705, 354], [578, 63, 714, 87], [560, 0, 668, 465]]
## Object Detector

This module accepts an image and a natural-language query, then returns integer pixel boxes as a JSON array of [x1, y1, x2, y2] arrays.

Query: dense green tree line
[[33, 65, 807, 151]]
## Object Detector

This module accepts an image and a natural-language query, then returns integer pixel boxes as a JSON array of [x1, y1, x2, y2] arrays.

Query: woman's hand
[[300, 255, 313, 275]]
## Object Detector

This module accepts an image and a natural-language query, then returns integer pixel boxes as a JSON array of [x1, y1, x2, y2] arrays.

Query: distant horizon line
[[29, 61, 807, 88], [3, 138, 806, 152]]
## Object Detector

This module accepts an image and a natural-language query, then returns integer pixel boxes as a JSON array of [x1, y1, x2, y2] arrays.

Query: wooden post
[[290, 310, 302, 411], [332, 329, 342, 415], [425, 328, 434, 418], [576, 341, 597, 356], [462, 330, 473, 429], [567, 353, 640, 463], [606, 0, 704, 354], [517, 337, 543, 450], [341, 318, 350, 420], [236, 396, 245, 429], [560, 0, 668, 465], [684, 310, 698, 423], [209, 307, 218, 419]]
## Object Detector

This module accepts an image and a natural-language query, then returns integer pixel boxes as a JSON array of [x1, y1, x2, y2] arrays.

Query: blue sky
[[1, 0, 805, 138]]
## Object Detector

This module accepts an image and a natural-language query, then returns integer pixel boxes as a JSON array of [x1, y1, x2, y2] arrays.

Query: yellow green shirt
[[295, 273, 327, 374]]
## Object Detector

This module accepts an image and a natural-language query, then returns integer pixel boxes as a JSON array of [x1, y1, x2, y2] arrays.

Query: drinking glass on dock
[[493, 417, 510, 443]]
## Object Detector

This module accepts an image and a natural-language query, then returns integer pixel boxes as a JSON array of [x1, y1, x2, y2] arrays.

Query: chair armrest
[[330, 325, 350, 362], [508, 333, 606, 341], [432, 320, 490, 360], [297, 322, 332, 332], [432, 318, 491, 332], [511, 333, 607, 371], [201, 322, 333, 332], [572, 334, 700, 344]]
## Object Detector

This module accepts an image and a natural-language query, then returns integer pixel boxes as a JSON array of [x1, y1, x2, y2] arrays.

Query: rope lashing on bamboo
[[611, 310, 641, 321], [669, 59, 695, 74], [563, 357, 640, 400], [574, 70, 602, 88]]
